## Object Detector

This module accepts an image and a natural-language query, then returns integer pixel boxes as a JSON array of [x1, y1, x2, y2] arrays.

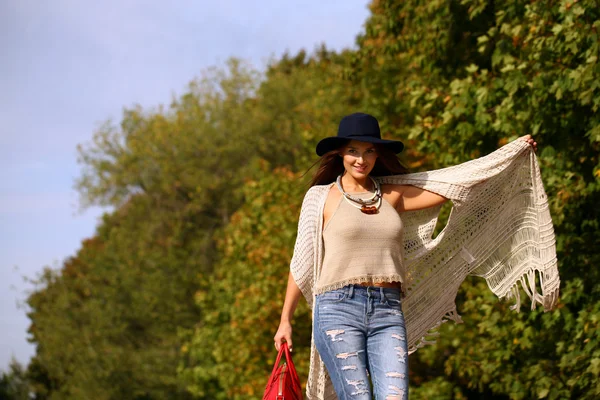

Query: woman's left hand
[[518, 134, 538, 152]]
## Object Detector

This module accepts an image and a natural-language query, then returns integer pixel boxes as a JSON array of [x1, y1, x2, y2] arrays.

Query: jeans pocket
[[317, 290, 346, 304]]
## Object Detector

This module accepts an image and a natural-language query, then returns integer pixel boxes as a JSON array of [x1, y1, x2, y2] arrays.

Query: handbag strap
[[269, 342, 301, 386], [281, 342, 300, 385], [268, 341, 288, 381]]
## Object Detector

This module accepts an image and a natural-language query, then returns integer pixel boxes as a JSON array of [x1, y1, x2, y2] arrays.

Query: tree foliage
[[0, 359, 31, 400], [352, 1, 600, 399], [26, 60, 265, 400], [178, 166, 312, 399]]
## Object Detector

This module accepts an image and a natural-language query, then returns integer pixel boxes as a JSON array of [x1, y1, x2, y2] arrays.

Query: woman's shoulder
[[301, 183, 332, 206], [306, 183, 333, 195]]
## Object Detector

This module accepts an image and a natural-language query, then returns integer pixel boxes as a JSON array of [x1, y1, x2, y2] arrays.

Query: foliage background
[[4, 0, 598, 399]]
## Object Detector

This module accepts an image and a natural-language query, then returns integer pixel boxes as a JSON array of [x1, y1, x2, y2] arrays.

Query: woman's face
[[340, 140, 378, 180]]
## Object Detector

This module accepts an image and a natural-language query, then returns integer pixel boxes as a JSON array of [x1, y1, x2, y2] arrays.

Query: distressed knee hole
[[394, 346, 407, 363], [336, 351, 358, 359], [391, 333, 405, 341], [387, 384, 405, 399], [385, 372, 406, 379], [346, 379, 369, 397], [325, 329, 345, 342], [341, 365, 358, 371]]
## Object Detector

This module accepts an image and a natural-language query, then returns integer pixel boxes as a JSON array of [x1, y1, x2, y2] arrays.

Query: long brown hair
[[305, 141, 409, 187]]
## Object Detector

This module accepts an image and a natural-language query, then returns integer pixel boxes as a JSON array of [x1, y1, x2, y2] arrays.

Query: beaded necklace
[[335, 174, 382, 214]]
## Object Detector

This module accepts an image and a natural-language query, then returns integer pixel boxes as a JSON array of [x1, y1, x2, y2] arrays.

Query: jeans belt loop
[[380, 287, 386, 303], [348, 284, 354, 299]]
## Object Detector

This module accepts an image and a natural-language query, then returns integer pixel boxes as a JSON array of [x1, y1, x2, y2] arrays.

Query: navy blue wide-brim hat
[[315, 112, 404, 156]]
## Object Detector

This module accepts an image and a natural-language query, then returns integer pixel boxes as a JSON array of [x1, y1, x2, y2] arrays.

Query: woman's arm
[[274, 271, 303, 352], [392, 135, 537, 212], [395, 186, 449, 212]]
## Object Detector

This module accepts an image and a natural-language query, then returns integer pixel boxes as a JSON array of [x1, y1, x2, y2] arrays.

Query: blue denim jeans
[[314, 285, 408, 400]]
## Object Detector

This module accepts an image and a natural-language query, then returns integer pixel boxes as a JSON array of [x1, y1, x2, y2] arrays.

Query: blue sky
[[0, 0, 370, 370]]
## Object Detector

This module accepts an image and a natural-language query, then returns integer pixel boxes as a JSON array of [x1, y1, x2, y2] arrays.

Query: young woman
[[274, 113, 539, 400]]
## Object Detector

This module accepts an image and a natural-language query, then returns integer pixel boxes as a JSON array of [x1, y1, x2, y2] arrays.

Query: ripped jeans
[[314, 285, 408, 400]]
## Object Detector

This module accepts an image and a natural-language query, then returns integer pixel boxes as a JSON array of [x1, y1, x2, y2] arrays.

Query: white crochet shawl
[[289, 140, 559, 400]]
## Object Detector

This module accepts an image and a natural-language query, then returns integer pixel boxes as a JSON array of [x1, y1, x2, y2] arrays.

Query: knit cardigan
[[289, 139, 559, 400]]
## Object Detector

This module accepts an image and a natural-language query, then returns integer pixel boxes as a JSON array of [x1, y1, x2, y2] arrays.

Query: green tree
[[178, 166, 314, 399], [26, 59, 264, 400], [0, 358, 31, 400], [353, 0, 600, 398]]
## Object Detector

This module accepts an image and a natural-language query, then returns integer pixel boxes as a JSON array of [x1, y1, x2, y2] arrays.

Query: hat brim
[[316, 136, 404, 156]]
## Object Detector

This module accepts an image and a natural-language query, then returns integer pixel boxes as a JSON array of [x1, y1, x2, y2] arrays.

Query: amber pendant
[[360, 205, 378, 214]]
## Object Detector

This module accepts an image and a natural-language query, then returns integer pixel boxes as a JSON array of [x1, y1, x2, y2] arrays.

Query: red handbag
[[262, 342, 303, 400]]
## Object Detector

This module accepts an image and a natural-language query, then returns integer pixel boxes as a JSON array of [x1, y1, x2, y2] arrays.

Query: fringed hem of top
[[500, 268, 560, 313], [407, 266, 561, 354], [408, 306, 464, 354]]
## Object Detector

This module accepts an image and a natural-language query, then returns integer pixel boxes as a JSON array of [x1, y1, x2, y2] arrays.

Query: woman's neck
[[340, 173, 373, 193]]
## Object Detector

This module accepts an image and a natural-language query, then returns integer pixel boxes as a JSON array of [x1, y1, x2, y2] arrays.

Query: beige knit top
[[315, 192, 405, 294]]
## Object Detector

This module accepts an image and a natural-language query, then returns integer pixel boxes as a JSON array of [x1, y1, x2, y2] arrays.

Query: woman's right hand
[[274, 321, 293, 352], [518, 134, 538, 152]]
